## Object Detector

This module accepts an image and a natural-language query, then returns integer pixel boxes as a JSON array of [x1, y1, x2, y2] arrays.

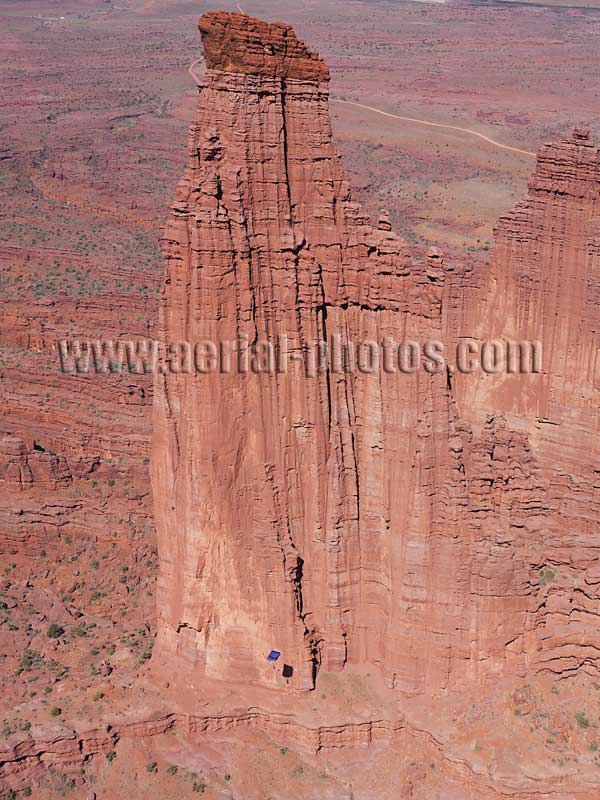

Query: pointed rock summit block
[[198, 11, 329, 80]]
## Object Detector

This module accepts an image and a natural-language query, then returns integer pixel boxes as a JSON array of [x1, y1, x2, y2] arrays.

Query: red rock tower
[[153, 12, 454, 692]]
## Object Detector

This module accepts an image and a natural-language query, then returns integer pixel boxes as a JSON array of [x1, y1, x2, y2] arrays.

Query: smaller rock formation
[[425, 246, 445, 284], [0, 434, 71, 490]]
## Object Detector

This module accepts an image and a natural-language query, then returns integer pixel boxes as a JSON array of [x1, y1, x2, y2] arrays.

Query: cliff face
[[154, 11, 600, 696]]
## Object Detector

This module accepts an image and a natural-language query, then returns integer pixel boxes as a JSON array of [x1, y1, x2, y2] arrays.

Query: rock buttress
[[453, 125, 600, 682]]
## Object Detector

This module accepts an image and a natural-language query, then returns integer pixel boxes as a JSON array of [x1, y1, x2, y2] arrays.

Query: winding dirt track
[[187, 60, 535, 160], [331, 98, 536, 158], [188, 57, 203, 84]]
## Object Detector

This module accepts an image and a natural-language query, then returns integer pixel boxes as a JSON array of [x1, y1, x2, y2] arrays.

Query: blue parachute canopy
[[266, 650, 281, 662]]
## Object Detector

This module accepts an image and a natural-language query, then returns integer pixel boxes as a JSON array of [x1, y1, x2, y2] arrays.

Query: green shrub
[[47, 623, 64, 639], [576, 711, 590, 729], [167, 765, 178, 775], [50, 707, 61, 717], [106, 750, 116, 762], [146, 761, 158, 773], [16, 650, 43, 674], [539, 566, 556, 586]]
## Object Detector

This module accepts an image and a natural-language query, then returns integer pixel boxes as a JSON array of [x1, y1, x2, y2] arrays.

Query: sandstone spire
[[153, 12, 452, 692]]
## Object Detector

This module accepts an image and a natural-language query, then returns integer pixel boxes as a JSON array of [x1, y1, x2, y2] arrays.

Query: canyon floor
[[1, 0, 600, 798]]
